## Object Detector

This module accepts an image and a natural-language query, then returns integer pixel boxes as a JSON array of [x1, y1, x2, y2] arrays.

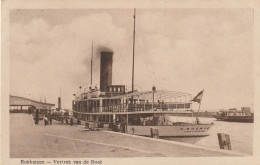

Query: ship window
[[196, 128, 199, 130], [200, 127, 203, 129], [118, 87, 121, 92], [186, 128, 189, 130], [191, 128, 194, 130], [177, 104, 185, 108]]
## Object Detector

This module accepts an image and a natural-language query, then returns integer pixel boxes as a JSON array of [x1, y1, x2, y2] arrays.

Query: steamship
[[72, 10, 213, 137], [214, 107, 254, 123]]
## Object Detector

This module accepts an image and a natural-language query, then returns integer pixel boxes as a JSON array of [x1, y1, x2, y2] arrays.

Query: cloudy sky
[[10, 9, 253, 111]]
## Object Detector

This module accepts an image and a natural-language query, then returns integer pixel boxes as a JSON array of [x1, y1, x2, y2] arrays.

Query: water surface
[[166, 117, 253, 155]]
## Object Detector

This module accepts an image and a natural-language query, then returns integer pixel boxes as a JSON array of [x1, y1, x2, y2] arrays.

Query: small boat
[[214, 107, 254, 123]]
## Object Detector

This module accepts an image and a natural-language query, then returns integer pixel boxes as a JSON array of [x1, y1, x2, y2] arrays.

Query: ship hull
[[221, 118, 253, 123], [214, 116, 226, 121], [126, 124, 213, 137], [214, 116, 254, 123]]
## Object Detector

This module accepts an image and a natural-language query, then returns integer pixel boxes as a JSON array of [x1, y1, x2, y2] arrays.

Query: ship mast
[[91, 41, 93, 85], [132, 9, 136, 93], [127, 9, 136, 132]]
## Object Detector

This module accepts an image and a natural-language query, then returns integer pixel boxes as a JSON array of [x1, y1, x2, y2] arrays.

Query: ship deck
[[73, 110, 193, 115]]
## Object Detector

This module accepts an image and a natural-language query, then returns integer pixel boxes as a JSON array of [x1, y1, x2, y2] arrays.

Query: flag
[[191, 90, 204, 103]]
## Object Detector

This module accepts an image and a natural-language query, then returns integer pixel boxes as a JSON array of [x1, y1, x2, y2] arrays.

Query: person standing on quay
[[43, 116, 48, 126], [35, 109, 39, 125], [70, 117, 73, 126], [47, 110, 52, 125], [49, 113, 52, 125]]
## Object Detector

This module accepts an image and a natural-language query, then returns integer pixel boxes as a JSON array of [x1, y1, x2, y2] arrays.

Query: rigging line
[[158, 92, 190, 99], [143, 92, 188, 101], [162, 94, 189, 100], [160, 89, 191, 94], [160, 94, 189, 101]]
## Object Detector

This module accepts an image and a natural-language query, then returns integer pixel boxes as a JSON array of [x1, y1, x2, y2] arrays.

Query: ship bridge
[[9, 95, 55, 112]]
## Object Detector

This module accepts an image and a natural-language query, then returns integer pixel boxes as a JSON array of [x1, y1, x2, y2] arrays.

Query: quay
[[10, 113, 246, 158]]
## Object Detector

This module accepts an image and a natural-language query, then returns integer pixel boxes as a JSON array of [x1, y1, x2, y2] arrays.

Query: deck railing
[[100, 103, 190, 113], [73, 102, 191, 114]]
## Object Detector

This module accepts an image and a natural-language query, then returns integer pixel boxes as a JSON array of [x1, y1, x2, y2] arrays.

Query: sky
[[9, 9, 254, 111]]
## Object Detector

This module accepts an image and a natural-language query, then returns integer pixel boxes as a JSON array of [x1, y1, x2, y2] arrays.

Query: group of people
[[61, 117, 74, 126], [44, 115, 75, 126], [34, 109, 75, 126]]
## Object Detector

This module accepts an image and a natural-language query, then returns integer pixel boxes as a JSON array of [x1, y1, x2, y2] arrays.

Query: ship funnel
[[100, 52, 113, 92]]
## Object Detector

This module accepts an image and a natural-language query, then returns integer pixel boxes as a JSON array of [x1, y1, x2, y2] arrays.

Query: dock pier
[[10, 113, 246, 158]]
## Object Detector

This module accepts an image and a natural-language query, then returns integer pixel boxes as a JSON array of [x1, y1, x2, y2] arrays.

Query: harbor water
[[165, 117, 253, 155]]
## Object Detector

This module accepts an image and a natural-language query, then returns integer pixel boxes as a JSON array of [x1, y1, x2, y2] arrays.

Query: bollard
[[94, 122, 99, 130], [150, 128, 159, 139], [77, 119, 81, 125], [103, 123, 110, 130], [217, 133, 232, 150], [88, 122, 96, 130], [120, 123, 126, 133], [85, 122, 89, 129], [113, 124, 119, 132]]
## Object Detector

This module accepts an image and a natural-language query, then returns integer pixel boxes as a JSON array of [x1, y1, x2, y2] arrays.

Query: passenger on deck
[[64, 111, 69, 116], [196, 119, 200, 124]]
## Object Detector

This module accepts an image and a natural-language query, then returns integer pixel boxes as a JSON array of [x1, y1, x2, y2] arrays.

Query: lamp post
[[152, 86, 156, 110]]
